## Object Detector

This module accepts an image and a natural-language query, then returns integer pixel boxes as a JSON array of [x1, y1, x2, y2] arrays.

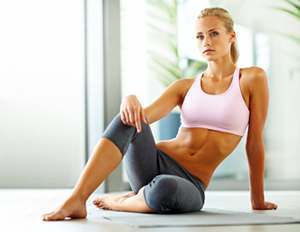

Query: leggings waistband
[[158, 150, 206, 193]]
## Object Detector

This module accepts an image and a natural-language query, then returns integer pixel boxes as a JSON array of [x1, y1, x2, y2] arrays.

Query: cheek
[[216, 40, 231, 52]]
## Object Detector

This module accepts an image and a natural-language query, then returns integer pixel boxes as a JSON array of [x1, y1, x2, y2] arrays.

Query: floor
[[1, 189, 300, 232]]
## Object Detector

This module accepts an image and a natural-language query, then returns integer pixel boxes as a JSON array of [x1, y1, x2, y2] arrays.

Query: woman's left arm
[[245, 67, 278, 210]]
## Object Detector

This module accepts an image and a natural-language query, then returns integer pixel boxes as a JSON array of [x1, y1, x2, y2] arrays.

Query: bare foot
[[92, 191, 136, 210], [93, 187, 155, 213], [42, 196, 87, 221]]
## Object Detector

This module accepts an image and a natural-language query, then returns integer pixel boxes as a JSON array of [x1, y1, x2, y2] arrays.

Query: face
[[195, 16, 235, 61]]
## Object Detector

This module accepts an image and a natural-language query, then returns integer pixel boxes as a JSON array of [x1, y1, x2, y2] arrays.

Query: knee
[[101, 113, 135, 154], [109, 113, 150, 133], [143, 175, 178, 213], [110, 113, 123, 126], [143, 175, 205, 213]]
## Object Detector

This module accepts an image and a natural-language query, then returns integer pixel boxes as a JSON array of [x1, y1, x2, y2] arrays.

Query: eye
[[196, 35, 204, 40], [211, 31, 219, 36]]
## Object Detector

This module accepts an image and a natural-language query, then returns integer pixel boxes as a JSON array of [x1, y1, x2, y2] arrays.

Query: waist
[[156, 128, 242, 187], [158, 150, 207, 192], [176, 126, 242, 150]]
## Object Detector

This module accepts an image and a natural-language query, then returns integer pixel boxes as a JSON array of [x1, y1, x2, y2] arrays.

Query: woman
[[42, 7, 277, 221]]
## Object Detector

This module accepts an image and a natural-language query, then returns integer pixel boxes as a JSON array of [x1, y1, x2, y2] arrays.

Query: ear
[[230, 31, 236, 43]]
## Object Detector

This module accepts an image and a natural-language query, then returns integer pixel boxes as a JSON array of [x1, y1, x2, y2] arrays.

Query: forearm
[[247, 143, 266, 205], [143, 104, 173, 125]]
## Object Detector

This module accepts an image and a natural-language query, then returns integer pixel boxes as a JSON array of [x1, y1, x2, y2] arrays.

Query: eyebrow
[[197, 28, 219, 35]]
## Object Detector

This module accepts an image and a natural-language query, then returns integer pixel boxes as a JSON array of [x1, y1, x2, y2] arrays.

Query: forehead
[[195, 16, 224, 33]]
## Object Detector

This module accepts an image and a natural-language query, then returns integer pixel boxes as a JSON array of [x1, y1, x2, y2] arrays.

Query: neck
[[205, 55, 236, 80]]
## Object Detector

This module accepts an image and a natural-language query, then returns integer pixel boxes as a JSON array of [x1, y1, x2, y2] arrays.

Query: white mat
[[99, 208, 300, 228]]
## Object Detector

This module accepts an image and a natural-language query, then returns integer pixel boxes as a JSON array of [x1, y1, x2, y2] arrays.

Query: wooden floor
[[1, 189, 300, 232]]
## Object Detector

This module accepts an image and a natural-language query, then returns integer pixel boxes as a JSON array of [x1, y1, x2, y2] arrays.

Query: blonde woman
[[42, 7, 277, 221]]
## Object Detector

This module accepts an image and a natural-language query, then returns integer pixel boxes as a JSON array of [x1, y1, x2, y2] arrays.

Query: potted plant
[[146, 0, 206, 139], [272, 0, 300, 45]]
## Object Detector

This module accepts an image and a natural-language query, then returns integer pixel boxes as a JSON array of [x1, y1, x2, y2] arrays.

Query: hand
[[120, 95, 148, 133], [252, 201, 278, 210]]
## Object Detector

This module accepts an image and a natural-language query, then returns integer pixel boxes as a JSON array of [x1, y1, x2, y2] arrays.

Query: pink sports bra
[[180, 67, 250, 136]]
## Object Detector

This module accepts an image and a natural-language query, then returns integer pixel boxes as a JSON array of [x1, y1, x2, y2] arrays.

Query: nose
[[203, 36, 211, 47]]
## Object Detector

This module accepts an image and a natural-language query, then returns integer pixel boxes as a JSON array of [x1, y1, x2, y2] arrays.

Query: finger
[[267, 203, 276, 210], [141, 109, 148, 124], [127, 107, 134, 124], [145, 115, 149, 124], [134, 110, 140, 132], [120, 111, 126, 124], [125, 108, 130, 124], [123, 108, 129, 123], [136, 109, 142, 132]]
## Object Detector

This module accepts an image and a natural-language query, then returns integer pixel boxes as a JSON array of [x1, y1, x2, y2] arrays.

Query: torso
[[155, 67, 251, 189]]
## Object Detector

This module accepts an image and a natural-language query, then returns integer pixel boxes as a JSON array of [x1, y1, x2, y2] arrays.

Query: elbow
[[246, 140, 264, 155], [246, 133, 264, 152], [246, 142, 264, 156]]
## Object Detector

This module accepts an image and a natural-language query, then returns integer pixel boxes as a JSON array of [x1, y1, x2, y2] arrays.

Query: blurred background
[[0, 0, 299, 193]]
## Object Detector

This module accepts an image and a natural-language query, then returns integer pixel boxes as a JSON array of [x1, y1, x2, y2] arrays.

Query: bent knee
[[143, 175, 204, 213], [143, 175, 179, 213]]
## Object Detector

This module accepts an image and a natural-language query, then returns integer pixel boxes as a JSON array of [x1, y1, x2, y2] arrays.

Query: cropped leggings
[[102, 113, 206, 214]]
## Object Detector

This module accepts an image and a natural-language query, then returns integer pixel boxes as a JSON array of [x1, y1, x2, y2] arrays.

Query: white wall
[[0, 0, 86, 187], [86, 0, 105, 193]]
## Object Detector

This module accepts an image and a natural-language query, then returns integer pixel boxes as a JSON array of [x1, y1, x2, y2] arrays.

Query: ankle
[[70, 192, 88, 203]]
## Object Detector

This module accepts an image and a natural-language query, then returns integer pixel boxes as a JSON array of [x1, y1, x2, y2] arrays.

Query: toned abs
[[155, 68, 250, 189]]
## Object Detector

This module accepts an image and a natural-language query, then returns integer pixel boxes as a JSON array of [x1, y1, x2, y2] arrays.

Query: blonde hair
[[197, 7, 239, 64]]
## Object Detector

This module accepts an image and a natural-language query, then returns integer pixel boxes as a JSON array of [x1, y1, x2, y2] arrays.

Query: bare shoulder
[[241, 66, 267, 78], [240, 66, 268, 92], [175, 76, 195, 95], [170, 77, 196, 106], [174, 76, 195, 84], [176, 76, 196, 87]]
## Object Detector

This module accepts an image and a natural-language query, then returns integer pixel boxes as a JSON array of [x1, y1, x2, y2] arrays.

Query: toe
[[43, 213, 54, 221], [93, 200, 102, 206], [93, 197, 103, 204], [42, 215, 48, 221], [95, 202, 104, 208], [44, 211, 66, 221], [42, 212, 53, 221]]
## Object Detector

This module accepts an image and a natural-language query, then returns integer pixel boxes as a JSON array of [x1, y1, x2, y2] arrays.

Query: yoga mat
[[99, 208, 300, 228]]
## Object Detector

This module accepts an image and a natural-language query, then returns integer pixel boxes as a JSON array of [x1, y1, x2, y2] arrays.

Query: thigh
[[143, 174, 205, 214], [122, 118, 160, 193], [103, 113, 160, 193], [157, 150, 206, 194]]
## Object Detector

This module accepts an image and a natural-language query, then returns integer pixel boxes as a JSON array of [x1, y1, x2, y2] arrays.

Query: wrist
[[126, 94, 136, 98], [251, 193, 265, 204], [251, 200, 264, 207], [251, 197, 265, 207], [251, 200, 267, 210]]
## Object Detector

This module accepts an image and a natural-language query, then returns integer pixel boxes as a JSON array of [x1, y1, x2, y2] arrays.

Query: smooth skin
[[42, 15, 277, 221]]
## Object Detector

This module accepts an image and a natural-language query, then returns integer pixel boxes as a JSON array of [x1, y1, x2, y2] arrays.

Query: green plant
[[272, 0, 300, 45], [146, 0, 206, 87]]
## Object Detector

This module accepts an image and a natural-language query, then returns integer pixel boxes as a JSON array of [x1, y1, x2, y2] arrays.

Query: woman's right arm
[[120, 78, 189, 132], [143, 79, 188, 124]]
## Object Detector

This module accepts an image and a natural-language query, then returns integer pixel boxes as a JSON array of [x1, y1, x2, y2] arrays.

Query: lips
[[203, 49, 215, 54]]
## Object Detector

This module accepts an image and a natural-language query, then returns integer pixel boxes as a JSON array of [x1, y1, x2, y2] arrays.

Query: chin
[[201, 53, 217, 60], [203, 56, 217, 62]]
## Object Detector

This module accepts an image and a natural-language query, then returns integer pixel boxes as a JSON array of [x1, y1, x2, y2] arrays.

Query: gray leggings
[[102, 113, 206, 214]]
